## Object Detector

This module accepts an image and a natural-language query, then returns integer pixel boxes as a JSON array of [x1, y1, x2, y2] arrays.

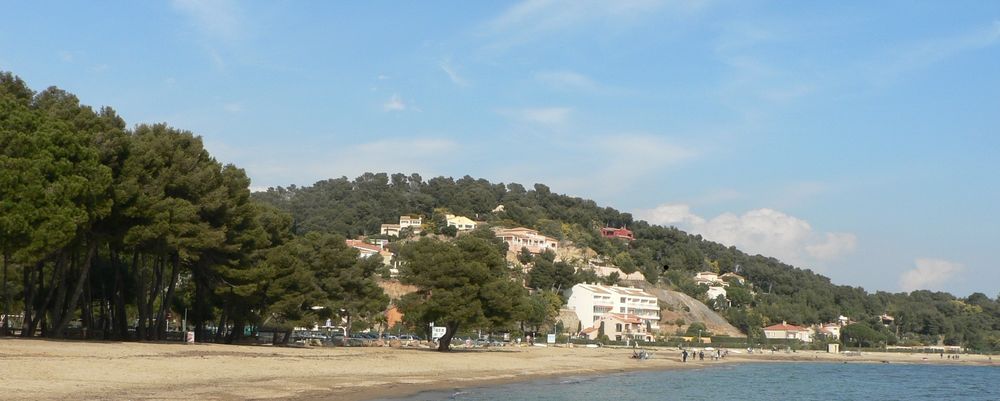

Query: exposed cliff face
[[625, 280, 743, 337]]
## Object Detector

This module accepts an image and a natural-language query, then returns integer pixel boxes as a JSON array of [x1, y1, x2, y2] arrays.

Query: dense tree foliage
[[0, 73, 386, 343], [255, 171, 1000, 351], [397, 229, 525, 351]]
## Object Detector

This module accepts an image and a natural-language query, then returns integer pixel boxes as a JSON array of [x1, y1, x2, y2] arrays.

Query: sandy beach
[[0, 338, 993, 400]]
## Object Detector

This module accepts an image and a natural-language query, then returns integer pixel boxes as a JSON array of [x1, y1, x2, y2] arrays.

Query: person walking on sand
[[699, 351, 704, 361], [682, 350, 688, 362]]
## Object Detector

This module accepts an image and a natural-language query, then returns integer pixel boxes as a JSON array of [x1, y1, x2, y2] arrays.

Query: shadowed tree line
[[0, 72, 386, 343]]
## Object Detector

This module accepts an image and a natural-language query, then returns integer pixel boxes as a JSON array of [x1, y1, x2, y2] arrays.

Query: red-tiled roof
[[607, 313, 643, 324], [764, 323, 806, 331], [346, 239, 381, 253]]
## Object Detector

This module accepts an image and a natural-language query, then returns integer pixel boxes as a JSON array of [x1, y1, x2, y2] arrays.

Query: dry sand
[[0, 338, 994, 400]]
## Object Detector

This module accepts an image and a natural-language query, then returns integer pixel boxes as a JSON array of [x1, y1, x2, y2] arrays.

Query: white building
[[693, 271, 725, 286], [380, 215, 423, 236], [580, 313, 654, 342], [706, 286, 727, 301], [445, 214, 477, 231], [567, 284, 660, 332], [763, 321, 813, 342], [494, 227, 559, 254]]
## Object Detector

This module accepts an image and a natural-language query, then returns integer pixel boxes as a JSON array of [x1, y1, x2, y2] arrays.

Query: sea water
[[380, 362, 999, 401]]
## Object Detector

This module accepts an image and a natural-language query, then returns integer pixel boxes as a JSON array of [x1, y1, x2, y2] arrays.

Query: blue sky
[[2, 1, 998, 296]]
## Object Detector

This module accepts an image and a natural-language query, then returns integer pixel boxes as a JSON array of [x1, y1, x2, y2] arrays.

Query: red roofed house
[[581, 313, 653, 342], [600, 227, 634, 241], [763, 321, 813, 342]]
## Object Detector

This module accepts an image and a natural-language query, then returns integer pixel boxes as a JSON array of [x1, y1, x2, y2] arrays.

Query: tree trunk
[[2, 252, 9, 336], [53, 241, 98, 338], [112, 246, 128, 340], [145, 255, 164, 340], [214, 308, 227, 343], [155, 253, 181, 340], [42, 254, 68, 337], [21, 262, 35, 337], [133, 251, 147, 341], [34, 258, 63, 337], [82, 273, 93, 339], [437, 322, 459, 352]]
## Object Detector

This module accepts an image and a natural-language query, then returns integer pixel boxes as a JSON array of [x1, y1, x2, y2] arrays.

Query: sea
[[378, 362, 999, 401]]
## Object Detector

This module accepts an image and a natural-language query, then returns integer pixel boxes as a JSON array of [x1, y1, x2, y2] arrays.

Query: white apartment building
[[567, 283, 660, 332], [380, 215, 423, 236]]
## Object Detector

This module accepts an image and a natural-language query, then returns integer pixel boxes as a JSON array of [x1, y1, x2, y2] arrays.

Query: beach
[[0, 338, 993, 400]]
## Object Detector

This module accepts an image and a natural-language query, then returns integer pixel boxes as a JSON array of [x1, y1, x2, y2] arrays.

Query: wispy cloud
[[488, 0, 666, 33], [58, 50, 75, 63], [481, 0, 692, 49], [223, 102, 242, 113], [868, 20, 1000, 86], [638, 204, 857, 269], [440, 59, 469, 86], [899, 258, 964, 292], [535, 70, 598, 91], [170, 0, 244, 42], [498, 107, 572, 127], [383, 94, 407, 111]]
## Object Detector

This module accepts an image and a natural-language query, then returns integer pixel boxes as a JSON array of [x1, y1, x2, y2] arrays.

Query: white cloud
[[535, 70, 598, 90], [223, 102, 242, 113], [499, 107, 572, 126], [170, 0, 243, 42], [481, 0, 704, 50], [806, 233, 858, 260], [899, 258, 964, 292], [383, 94, 407, 111], [518, 134, 699, 197], [440, 60, 469, 86], [638, 204, 857, 267], [58, 51, 75, 63], [487, 0, 668, 34], [377, 74, 390, 80]]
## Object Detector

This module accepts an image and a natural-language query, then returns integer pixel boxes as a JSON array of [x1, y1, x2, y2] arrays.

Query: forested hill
[[254, 173, 1000, 351]]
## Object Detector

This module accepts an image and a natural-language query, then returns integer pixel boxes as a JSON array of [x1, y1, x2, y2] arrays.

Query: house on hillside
[[817, 323, 841, 340], [494, 227, 559, 254], [600, 227, 634, 241], [445, 214, 477, 231], [720, 272, 746, 285], [346, 239, 396, 276], [693, 271, 725, 286], [706, 286, 727, 301], [380, 215, 423, 236], [763, 321, 813, 342], [581, 313, 654, 342], [566, 283, 659, 332]]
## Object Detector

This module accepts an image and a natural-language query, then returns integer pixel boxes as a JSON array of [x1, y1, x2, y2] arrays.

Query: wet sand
[[0, 338, 993, 400]]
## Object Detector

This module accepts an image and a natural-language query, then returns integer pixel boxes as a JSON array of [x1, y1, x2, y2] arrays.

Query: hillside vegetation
[[255, 173, 1000, 351]]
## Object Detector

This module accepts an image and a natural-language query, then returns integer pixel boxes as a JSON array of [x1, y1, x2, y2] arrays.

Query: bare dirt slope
[[625, 280, 743, 337]]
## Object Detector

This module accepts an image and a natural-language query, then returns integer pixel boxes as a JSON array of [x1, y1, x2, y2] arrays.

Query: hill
[[254, 173, 1000, 351]]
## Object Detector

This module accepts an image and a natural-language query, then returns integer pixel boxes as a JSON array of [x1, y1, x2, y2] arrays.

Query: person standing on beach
[[682, 350, 688, 362]]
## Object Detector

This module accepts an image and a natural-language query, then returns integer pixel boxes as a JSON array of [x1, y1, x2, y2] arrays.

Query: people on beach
[[699, 351, 704, 361], [682, 350, 688, 362]]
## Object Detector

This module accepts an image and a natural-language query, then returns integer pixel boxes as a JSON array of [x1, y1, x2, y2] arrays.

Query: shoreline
[[0, 338, 993, 400]]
